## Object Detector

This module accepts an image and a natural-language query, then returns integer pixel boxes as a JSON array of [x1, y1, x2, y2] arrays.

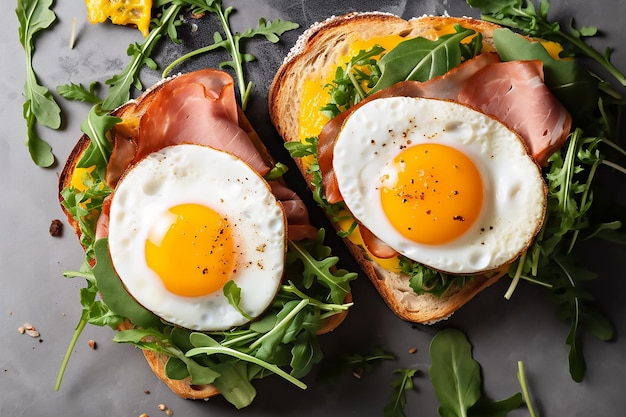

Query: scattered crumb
[[88, 339, 97, 350], [49, 219, 63, 237], [191, 12, 205, 19], [191, 23, 198, 32], [144, 390, 151, 395], [352, 368, 363, 379], [158, 404, 173, 415], [20, 323, 40, 338], [408, 347, 418, 354], [139, 414, 149, 417]]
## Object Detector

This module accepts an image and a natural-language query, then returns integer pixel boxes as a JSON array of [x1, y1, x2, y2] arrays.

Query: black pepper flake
[[453, 215, 465, 221], [202, 268, 208, 274]]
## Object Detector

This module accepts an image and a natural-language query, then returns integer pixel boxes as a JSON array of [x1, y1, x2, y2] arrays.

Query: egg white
[[332, 96, 546, 274], [107, 144, 286, 331]]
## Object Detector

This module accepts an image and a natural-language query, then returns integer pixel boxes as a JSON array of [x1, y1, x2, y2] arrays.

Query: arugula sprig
[[161, 0, 299, 109], [429, 329, 523, 417], [16, 0, 62, 167], [466, 0, 626, 86], [384, 368, 418, 417]]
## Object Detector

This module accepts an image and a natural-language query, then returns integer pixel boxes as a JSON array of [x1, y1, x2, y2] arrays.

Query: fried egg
[[332, 96, 546, 274], [107, 144, 286, 331]]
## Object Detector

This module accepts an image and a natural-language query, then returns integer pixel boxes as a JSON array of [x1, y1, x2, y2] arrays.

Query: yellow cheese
[[85, 0, 152, 37], [70, 166, 96, 193]]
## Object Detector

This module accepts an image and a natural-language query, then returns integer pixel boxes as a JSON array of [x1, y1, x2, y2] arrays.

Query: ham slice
[[457, 60, 572, 165], [105, 70, 269, 187], [97, 69, 313, 241]]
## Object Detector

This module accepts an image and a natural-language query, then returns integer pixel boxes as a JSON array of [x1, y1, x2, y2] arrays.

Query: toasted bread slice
[[58, 72, 349, 400], [269, 13, 509, 324]]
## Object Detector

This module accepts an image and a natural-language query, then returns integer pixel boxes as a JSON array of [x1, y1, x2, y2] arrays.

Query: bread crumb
[[158, 404, 166, 411], [139, 414, 149, 417], [49, 219, 63, 237], [88, 340, 97, 349], [158, 404, 173, 415], [408, 347, 418, 354], [20, 323, 40, 338], [144, 390, 151, 395]]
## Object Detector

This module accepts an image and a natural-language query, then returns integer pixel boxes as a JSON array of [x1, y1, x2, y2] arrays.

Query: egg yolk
[[145, 203, 235, 297], [380, 144, 483, 245]]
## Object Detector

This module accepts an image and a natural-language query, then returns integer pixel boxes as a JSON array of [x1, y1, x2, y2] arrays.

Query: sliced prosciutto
[[105, 70, 269, 187], [98, 69, 314, 241], [458, 60, 572, 165]]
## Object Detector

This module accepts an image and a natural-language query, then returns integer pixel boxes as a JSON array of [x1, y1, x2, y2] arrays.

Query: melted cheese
[[85, 0, 152, 37]]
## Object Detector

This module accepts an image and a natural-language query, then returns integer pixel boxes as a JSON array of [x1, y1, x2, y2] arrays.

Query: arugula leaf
[[162, 0, 299, 109], [77, 104, 120, 175], [286, 229, 357, 305], [16, 0, 62, 167], [429, 329, 481, 417], [384, 368, 417, 417], [103, 3, 182, 111], [223, 280, 253, 321], [467, 0, 626, 86], [93, 239, 163, 329], [57, 81, 102, 104], [430, 329, 522, 417], [400, 257, 471, 298], [318, 346, 396, 382], [321, 45, 385, 117], [371, 25, 482, 94]]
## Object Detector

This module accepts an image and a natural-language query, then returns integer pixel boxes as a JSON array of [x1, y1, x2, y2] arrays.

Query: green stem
[[55, 318, 87, 391], [186, 345, 307, 389], [249, 299, 309, 349], [162, 39, 229, 77], [517, 361, 540, 417], [216, 7, 248, 109]]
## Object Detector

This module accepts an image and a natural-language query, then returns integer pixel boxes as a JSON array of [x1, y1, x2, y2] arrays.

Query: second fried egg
[[332, 96, 546, 274]]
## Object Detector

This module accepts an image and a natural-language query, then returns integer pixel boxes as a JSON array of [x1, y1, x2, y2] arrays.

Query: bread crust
[[269, 13, 509, 324], [58, 72, 349, 401]]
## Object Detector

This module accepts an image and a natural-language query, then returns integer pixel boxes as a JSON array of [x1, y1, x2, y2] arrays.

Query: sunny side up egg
[[333, 97, 547, 274], [107, 144, 287, 331]]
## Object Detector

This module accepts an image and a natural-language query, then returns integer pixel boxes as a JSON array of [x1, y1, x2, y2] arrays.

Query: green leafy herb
[[264, 162, 288, 181], [92, 239, 163, 328], [466, 0, 626, 86], [384, 368, 417, 417], [371, 24, 482, 94], [56, 81, 102, 104], [318, 346, 396, 382], [429, 329, 522, 417], [16, 0, 62, 167], [162, 0, 299, 109], [223, 280, 253, 320], [103, 3, 182, 111], [320, 45, 385, 118], [286, 229, 357, 305], [429, 329, 481, 417], [400, 257, 472, 298]]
